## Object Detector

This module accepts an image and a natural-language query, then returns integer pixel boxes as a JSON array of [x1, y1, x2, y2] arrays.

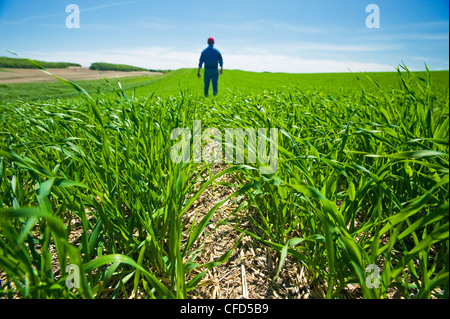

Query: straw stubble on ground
[[182, 162, 336, 299], [184, 163, 290, 299]]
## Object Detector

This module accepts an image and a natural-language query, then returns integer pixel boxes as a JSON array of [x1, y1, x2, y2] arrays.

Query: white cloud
[[25, 47, 198, 69], [225, 53, 394, 73], [234, 42, 402, 56], [24, 47, 395, 73]]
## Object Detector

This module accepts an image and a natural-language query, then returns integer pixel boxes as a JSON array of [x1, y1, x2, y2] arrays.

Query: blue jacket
[[199, 45, 223, 69]]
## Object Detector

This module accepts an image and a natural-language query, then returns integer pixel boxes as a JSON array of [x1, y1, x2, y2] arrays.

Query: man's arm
[[218, 51, 223, 75], [197, 52, 204, 78]]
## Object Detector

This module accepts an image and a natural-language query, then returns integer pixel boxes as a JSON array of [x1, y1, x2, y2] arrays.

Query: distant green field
[[0, 75, 164, 101], [2, 68, 448, 102], [127, 68, 450, 97], [0, 65, 448, 299]]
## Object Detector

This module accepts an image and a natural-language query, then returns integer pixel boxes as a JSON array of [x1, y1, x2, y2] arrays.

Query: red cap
[[207, 37, 214, 44]]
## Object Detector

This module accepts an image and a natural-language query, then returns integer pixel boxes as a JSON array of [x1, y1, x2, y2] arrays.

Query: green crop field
[[0, 62, 448, 299], [0, 75, 166, 101]]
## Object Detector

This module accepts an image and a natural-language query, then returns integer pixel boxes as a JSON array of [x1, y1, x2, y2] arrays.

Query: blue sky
[[0, 0, 448, 73]]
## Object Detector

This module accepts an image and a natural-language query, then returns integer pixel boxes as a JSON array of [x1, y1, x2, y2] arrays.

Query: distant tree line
[[1, 56, 169, 73], [0, 57, 81, 69], [89, 62, 168, 73]]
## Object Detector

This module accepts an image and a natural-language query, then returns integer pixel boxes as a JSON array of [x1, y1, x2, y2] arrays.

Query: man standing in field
[[197, 37, 223, 97]]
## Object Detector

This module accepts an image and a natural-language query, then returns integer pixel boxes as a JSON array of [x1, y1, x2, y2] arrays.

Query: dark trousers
[[204, 68, 219, 97]]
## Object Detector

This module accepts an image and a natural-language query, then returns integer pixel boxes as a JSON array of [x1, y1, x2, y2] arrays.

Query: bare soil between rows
[[0, 67, 162, 84]]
